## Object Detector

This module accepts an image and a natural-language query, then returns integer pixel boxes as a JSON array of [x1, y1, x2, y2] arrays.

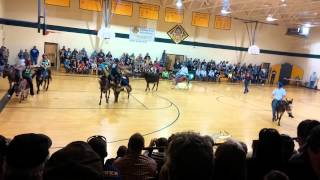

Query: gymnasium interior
[[0, 0, 320, 180]]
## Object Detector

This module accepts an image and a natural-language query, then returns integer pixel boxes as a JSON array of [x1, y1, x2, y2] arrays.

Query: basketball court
[[1, 74, 319, 154]]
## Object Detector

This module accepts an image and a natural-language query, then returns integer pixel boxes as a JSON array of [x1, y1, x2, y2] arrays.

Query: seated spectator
[[0, 135, 8, 179], [87, 135, 121, 180], [87, 135, 108, 164], [144, 137, 168, 172], [43, 141, 103, 180], [214, 139, 247, 180], [264, 170, 289, 180], [106, 145, 127, 165], [288, 125, 320, 180], [280, 134, 296, 167], [248, 128, 283, 180], [159, 132, 214, 180], [114, 133, 157, 180], [5, 133, 52, 180], [296, 119, 320, 152]]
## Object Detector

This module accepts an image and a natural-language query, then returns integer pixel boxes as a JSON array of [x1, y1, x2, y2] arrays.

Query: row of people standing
[[17, 46, 40, 65]]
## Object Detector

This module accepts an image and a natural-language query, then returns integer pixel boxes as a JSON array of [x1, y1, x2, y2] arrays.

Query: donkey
[[274, 99, 294, 126], [33, 67, 51, 94], [99, 76, 111, 105], [2, 64, 17, 90], [144, 72, 160, 91]]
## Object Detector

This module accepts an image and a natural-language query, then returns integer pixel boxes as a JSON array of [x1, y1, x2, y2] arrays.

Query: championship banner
[[129, 27, 155, 43], [167, 25, 189, 44], [192, 12, 210, 28], [112, 0, 133, 16], [139, 4, 159, 20], [45, 0, 70, 7], [214, 15, 232, 30], [165, 8, 184, 23], [79, 0, 102, 11]]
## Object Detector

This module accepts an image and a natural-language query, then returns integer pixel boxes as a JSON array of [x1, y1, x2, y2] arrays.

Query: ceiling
[[156, 0, 320, 27]]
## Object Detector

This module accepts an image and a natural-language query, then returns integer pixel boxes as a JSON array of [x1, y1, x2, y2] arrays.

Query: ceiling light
[[281, 0, 285, 2], [176, 0, 183, 8], [266, 15, 278, 22], [221, 8, 231, 15]]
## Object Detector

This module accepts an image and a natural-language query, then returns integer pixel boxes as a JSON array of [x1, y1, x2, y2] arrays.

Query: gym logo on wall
[[167, 25, 189, 44]]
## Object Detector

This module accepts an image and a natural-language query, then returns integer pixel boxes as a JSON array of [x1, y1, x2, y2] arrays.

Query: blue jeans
[[310, 81, 315, 88], [272, 99, 279, 118], [31, 56, 38, 65]]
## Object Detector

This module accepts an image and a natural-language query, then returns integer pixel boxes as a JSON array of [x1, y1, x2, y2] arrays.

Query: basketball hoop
[[98, 26, 115, 39], [248, 45, 260, 55], [245, 21, 260, 55]]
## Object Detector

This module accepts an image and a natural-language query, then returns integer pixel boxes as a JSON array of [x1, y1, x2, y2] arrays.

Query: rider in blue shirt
[[272, 82, 287, 120]]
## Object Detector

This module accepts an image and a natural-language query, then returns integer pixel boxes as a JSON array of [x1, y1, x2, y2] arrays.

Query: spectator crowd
[[58, 46, 270, 84], [0, 119, 319, 180], [1, 45, 272, 85], [59, 46, 163, 76]]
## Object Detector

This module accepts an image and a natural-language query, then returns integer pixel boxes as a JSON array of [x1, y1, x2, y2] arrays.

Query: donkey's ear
[[291, 98, 293, 102]]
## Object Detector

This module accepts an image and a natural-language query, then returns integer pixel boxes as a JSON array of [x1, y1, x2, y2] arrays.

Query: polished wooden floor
[[0, 74, 320, 156]]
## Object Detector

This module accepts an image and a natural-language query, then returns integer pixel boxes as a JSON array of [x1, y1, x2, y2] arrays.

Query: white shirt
[[177, 67, 188, 76], [273, 88, 286, 100], [310, 73, 318, 82]]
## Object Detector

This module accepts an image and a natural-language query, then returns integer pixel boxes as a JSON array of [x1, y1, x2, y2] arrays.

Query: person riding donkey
[[40, 54, 51, 78], [22, 64, 34, 95], [173, 64, 189, 85], [8, 55, 28, 98], [108, 59, 121, 85], [272, 82, 294, 121]]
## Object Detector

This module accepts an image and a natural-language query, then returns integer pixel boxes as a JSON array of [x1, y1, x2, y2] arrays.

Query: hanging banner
[[46, 0, 70, 7], [139, 4, 159, 20], [214, 15, 232, 30], [112, 0, 133, 16], [192, 12, 210, 28], [129, 27, 155, 43], [79, 0, 102, 11], [167, 25, 189, 44], [165, 8, 184, 23]]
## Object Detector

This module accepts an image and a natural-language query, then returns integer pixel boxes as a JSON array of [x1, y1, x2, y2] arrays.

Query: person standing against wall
[[23, 49, 31, 66], [309, 72, 318, 89], [30, 46, 39, 65]]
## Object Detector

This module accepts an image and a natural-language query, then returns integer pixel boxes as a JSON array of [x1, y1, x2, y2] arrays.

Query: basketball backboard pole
[[37, 0, 46, 35]]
